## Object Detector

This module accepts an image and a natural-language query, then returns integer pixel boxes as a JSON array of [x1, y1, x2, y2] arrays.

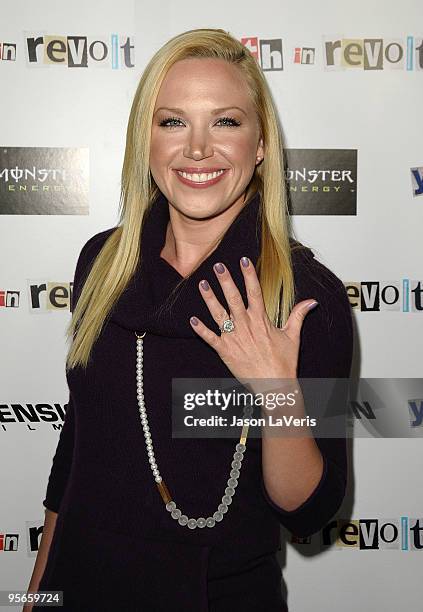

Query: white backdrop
[[1, 1, 422, 610]]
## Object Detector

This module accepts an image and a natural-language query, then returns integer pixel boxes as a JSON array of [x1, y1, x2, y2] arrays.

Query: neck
[[159, 194, 248, 277]]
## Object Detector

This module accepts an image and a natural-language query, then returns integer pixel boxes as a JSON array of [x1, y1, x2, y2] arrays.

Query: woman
[[27, 28, 353, 611]]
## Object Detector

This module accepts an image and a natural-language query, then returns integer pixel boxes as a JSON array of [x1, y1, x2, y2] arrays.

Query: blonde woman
[[27, 28, 353, 612]]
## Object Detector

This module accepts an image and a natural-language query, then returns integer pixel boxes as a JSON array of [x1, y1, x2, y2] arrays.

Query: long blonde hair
[[65, 27, 302, 371]]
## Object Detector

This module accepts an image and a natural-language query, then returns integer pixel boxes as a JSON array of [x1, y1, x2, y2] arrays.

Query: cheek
[[218, 134, 259, 165], [150, 131, 181, 163]]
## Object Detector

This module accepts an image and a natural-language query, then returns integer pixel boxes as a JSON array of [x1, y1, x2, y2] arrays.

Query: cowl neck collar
[[109, 190, 314, 339], [110, 190, 263, 338]]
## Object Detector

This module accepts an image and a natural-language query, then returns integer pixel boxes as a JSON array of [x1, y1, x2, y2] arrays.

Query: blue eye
[[159, 116, 183, 128], [216, 116, 241, 127], [158, 116, 242, 128]]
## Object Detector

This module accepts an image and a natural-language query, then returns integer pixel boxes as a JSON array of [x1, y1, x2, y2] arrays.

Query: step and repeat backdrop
[[1, 1, 422, 610]]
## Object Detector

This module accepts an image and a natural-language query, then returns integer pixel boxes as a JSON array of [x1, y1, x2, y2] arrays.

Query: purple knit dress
[[36, 191, 353, 611]]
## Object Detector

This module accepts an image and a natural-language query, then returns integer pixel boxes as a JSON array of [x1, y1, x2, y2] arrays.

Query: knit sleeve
[[42, 394, 76, 513], [41, 228, 116, 513], [261, 254, 353, 538]]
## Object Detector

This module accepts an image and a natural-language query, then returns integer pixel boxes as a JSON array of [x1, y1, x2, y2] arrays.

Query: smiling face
[[149, 57, 264, 219]]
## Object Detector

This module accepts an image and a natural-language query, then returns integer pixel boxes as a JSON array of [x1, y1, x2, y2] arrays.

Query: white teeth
[[177, 169, 225, 183]]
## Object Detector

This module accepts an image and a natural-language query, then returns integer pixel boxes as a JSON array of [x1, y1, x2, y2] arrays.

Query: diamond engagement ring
[[220, 318, 235, 333]]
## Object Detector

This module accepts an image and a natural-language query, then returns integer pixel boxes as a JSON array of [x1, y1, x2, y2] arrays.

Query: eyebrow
[[153, 106, 248, 117]]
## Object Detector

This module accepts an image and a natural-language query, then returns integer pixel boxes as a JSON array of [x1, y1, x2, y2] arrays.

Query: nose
[[183, 125, 213, 160]]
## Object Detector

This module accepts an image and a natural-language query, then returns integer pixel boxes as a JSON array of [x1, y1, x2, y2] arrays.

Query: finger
[[212, 262, 247, 319], [189, 315, 221, 350], [238, 256, 265, 313], [198, 279, 230, 329], [282, 300, 319, 340]]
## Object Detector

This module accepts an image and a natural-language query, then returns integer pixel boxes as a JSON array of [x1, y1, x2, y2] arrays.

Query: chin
[[171, 196, 231, 219]]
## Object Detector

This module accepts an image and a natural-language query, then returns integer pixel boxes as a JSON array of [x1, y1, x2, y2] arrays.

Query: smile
[[173, 168, 228, 188]]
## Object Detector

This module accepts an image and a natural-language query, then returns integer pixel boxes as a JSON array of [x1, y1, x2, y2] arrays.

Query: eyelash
[[158, 116, 241, 128]]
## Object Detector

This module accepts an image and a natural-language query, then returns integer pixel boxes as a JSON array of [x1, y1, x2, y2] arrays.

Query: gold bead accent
[[240, 424, 249, 446], [157, 480, 172, 504]]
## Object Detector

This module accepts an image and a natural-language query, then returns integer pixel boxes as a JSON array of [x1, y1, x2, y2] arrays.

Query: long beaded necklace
[[135, 331, 250, 529]]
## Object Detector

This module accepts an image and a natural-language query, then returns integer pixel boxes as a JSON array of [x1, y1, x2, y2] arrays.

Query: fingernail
[[308, 301, 319, 310], [214, 262, 225, 274], [190, 316, 199, 326], [241, 256, 250, 267], [200, 280, 210, 291]]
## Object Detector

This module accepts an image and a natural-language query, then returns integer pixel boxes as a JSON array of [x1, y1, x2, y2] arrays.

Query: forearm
[[262, 431, 324, 511], [259, 379, 324, 512], [24, 509, 57, 606]]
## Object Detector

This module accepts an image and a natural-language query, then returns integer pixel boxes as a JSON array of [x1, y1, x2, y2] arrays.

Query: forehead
[[155, 58, 252, 106]]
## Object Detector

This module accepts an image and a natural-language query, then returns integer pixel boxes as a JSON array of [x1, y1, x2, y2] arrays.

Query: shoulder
[[72, 227, 118, 300], [74, 227, 117, 277], [77, 227, 117, 268], [290, 238, 351, 328], [289, 239, 353, 378]]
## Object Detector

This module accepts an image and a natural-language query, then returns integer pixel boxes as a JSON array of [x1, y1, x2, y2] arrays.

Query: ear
[[256, 136, 264, 163]]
